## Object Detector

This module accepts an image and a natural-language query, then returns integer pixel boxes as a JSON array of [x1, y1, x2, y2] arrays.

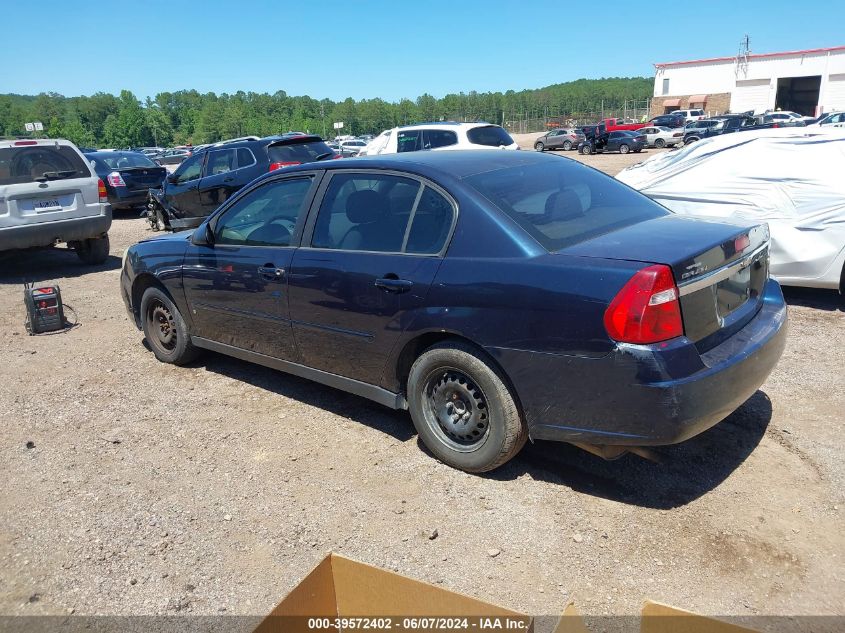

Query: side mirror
[[192, 223, 214, 246], [166, 174, 178, 184]]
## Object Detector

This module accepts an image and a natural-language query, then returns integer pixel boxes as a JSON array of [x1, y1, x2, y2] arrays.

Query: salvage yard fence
[[500, 100, 651, 133]]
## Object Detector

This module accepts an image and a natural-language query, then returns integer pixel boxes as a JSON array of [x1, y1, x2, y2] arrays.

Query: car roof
[[264, 149, 549, 182], [396, 121, 496, 131]]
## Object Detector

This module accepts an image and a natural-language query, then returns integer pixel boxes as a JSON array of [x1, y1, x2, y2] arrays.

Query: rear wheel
[[140, 286, 200, 365], [75, 235, 110, 265], [654, 138, 666, 148], [563, 140, 572, 151], [686, 136, 699, 144], [619, 144, 630, 154], [407, 341, 527, 473], [579, 144, 591, 155], [534, 142, 545, 152]]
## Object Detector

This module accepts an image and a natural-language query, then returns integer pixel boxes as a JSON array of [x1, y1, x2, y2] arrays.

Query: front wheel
[[563, 140, 572, 151], [407, 342, 527, 473], [534, 142, 545, 152], [579, 144, 591, 155], [140, 286, 200, 365], [619, 144, 630, 154], [75, 235, 110, 265]]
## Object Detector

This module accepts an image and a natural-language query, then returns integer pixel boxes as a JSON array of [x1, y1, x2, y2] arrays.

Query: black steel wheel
[[140, 286, 200, 365], [407, 341, 527, 473]]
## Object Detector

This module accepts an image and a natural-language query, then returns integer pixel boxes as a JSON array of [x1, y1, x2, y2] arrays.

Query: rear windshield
[[464, 160, 669, 251], [94, 152, 158, 169], [466, 125, 514, 147], [267, 140, 333, 164], [0, 145, 92, 185]]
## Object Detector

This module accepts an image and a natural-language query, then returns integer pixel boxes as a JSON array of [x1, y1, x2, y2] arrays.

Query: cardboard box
[[255, 553, 533, 633], [255, 553, 761, 633]]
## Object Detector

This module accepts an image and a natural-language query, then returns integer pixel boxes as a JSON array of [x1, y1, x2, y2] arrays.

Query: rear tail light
[[107, 171, 126, 187], [604, 264, 683, 345], [333, 154, 342, 159], [269, 161, 301, 171], [97, 178, 108, 203]]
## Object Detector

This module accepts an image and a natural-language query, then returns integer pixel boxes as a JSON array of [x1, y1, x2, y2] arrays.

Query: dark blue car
[[84, 151, 166, 211], [120, 151, 787, 473]]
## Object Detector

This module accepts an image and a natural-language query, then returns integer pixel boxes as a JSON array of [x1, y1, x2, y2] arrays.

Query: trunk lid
[[560, 215, 770, 351], [115, 166, 167, 193]]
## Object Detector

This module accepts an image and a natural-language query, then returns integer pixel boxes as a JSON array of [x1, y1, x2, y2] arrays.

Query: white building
[[651, 45, 845, 117]]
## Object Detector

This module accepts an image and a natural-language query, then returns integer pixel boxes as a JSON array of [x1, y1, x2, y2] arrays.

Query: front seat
[[340, 190, 398, 251], [544, 189, 584, 222]]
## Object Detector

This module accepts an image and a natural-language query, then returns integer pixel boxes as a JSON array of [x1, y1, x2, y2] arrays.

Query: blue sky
[[3, 0, 842, 101]]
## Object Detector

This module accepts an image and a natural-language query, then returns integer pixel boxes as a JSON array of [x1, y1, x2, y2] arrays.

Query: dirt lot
[[1, 149, 843, 627]]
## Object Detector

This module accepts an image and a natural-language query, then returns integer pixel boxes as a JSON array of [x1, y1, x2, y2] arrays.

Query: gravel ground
[[1, 151, 843, 626]]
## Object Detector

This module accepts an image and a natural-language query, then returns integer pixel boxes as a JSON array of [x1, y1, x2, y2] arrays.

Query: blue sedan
[[120, 151, 787, 472]]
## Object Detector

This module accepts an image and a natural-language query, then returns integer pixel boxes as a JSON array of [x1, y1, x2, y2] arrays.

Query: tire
[[686, 136, 699, 144], [654, 138, 666, 148], [534, 142, 545, 152], [634, 148, 643, 153], [563, 140, 572, 151], [75, 235, 110, 265], [407, 341, 527, 473], [140, 286, 200, 365], [579, 144, 591, 155], [619, 144, 630, 154]]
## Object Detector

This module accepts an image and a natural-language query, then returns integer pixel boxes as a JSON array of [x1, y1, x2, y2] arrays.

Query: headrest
[[346, 189, 388, 224], [545, 189, 584, 221]]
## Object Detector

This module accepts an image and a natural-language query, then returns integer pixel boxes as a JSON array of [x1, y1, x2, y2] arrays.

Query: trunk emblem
[[681, 262, 708, 279]]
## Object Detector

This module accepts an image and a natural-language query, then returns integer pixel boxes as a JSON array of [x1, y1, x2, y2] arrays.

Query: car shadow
[[188, 348, 770, 508], [782, 286, 843, 312], [0, 248, 121, 284], [486, 390, 773, 509], [197, 351, 415, 442]]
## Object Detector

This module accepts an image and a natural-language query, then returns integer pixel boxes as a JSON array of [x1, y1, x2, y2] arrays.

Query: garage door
[[824, 74, 845, 112], [731, 79, 771, 114]]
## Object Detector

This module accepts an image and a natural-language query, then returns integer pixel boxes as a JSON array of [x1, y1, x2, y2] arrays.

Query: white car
[[338, 139, 368, 156], [670, 109, 706, 122], [360, 122, 519, 155], [808, 111, 845, 128], [637, 126, 685, 148], [0, 138, 112, 262], [616, 127, 845, 291]]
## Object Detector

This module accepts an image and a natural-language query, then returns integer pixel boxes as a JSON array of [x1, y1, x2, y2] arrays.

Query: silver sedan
[[637, 126, 684, 148]]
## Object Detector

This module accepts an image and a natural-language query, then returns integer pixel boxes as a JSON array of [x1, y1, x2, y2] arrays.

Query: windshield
[[464, 160, 668, 251], [466, 125, 514, 147]]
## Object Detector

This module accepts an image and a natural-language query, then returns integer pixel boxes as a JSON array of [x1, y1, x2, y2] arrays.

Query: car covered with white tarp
[[616, 128, 845, 291]]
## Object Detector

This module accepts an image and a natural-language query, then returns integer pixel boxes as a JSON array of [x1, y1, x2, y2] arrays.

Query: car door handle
[[258, 265, 285, 279], [375, 277, 412, 293]]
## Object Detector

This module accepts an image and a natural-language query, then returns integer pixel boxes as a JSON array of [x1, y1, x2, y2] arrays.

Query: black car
[[121, 151, 786, 473], [84, 151, 166, 211], [147, 134, 337, 230], [681, 115, 793, 144], [579, 130, 646, 154], [648, 114, 685, 128]]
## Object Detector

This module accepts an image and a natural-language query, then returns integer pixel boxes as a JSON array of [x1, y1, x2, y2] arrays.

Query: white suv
[[671, 109, 706, 122], [0, 138, 112, 263], [360, 122, 519, 155]]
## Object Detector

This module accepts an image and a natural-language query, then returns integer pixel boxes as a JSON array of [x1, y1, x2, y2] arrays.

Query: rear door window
[[0, 145, 91, 185], [424, 129, 458, 149], [466, 125, 514, 147], [205, 149, 237, 176], [465, 160, 668, 252]]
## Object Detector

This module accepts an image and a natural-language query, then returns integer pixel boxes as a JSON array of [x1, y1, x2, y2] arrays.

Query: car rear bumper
[[490, 279, 788, 446], [0, 205, 112, 251], [110, 190, 150, 209]]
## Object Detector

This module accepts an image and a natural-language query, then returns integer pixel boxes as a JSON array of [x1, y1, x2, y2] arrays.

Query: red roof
[[654, 45, 845, 69]]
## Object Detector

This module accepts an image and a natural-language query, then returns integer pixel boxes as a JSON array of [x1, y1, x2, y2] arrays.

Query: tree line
[[0, 77, 652, 148]]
